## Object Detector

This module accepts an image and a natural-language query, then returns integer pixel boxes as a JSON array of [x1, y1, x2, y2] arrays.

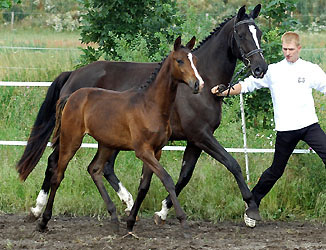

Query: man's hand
[[211, 84, 225, 96], [211, 83, 241, 97]]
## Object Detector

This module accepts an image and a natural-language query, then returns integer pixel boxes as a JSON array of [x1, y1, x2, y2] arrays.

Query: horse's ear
[[250, 4, 261, 19], [236, 5, 246, 22], [174, 36, 182, 51], [186, 36, 196, 50]]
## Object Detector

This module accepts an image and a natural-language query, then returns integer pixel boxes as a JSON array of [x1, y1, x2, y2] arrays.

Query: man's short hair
[[281, 31, 300, 46]]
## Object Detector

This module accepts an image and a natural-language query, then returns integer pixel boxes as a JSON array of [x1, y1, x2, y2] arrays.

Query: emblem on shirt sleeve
[[298, 77, 305, 83]]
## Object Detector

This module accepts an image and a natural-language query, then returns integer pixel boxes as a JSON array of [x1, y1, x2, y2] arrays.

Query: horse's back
[[60, 60, 159, 97]]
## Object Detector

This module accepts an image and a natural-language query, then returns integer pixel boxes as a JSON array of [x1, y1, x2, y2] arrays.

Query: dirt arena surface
[[1, 213, 326, 249]]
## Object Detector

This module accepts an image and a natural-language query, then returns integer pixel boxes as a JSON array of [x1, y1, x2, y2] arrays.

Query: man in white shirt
[[212, 31, 326, 227]]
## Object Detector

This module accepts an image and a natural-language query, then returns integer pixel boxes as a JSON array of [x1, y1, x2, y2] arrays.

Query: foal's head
[[170, 36, 204, 94]]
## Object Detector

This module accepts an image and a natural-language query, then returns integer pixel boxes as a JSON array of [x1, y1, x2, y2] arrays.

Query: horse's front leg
[[126, 164, 153, 234], [102, 150, 134, 214], [154, 143, 201, 224], [195, 132, 261, 221]]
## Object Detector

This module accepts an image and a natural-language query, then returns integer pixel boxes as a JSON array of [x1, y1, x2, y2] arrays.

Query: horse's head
[[232, 4, 268, 78], [171, 36, 204, 94]]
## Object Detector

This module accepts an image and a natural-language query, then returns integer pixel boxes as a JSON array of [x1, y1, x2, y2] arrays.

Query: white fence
[[0, 81, 316, 181]]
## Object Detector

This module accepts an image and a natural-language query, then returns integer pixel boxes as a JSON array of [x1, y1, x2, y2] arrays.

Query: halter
[[222, 18, 263, 97], [233, 18, 263, 66]]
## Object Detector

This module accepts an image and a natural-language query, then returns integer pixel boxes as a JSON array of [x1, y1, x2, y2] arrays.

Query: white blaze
[[187, 53, 204, 89], [249, 25, 263, 57]]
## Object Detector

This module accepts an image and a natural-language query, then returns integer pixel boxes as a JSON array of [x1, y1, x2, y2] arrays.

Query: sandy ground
[[1, 213, 326, 249]]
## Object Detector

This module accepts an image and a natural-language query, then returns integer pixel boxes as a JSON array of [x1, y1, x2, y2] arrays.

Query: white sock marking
[[154, 199, 169, 220], [31, 190, 48, 218], [117, 182, 134, 212]]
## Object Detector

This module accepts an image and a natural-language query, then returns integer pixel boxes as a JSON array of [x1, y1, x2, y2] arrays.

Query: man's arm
[[211, 83, 242, 96]]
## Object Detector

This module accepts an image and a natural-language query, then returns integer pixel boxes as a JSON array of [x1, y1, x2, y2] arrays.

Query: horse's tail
[[52, 96, 69, 150], [16, 71, 72, 181]]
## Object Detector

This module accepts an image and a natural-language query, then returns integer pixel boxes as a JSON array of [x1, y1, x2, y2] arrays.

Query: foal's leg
[[37, 136, 83, 231], [103, 150, 134, 213], [127, 149, 187, 233], [155, 143, 201, 224], [28, 150, 59, 222], [88, 145, 119, 232], [126, 164, 154, 233]]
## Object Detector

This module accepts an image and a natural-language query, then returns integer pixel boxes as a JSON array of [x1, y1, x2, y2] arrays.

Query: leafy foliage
[[78, 0, 183, 64], [242, 0, 298, 128], [0, 0, 20, 9]]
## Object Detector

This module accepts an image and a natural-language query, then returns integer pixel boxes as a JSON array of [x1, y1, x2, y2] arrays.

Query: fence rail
[[0, 81, 315, 155]]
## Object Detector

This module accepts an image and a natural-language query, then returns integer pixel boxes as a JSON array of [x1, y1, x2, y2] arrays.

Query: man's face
[[282, 41, 301, 63]]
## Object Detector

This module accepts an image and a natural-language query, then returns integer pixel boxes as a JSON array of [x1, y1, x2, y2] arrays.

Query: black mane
[[192, 16, 233, 52]]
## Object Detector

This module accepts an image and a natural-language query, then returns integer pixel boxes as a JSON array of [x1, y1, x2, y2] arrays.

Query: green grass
[[1, 27, 326, 223], [0, 27, 82, 81]]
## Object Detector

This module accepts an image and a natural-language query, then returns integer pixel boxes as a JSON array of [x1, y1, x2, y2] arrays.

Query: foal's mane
[[138, 45, 187, 90], [137, 13, 251, 90]]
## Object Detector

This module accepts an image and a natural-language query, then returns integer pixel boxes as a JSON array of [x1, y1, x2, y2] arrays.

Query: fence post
[[11, 12, 14, 30], [240, 93, 250, 182]]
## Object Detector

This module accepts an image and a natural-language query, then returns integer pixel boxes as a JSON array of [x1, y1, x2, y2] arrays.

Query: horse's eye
[[177, 59, 184, 65]]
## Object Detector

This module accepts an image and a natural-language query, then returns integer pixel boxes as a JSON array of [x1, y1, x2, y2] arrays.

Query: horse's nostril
[[254, 67, 262, 77], [195, 80, 199, 90]]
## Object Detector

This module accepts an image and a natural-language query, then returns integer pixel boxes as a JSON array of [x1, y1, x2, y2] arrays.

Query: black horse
[[17, 5, 267, 224]]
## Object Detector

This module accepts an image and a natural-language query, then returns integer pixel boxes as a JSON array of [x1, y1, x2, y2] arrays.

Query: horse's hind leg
[[27, 150, 59, 222], [88, 145, 119, 233], [103, 150, 134, 214], [37, 134, 83, 232]]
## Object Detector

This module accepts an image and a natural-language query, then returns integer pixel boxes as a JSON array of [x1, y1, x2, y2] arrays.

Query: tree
[[243, 0, 298, 128], [0, 0, 20, 9], [78, 0, 183, 64]]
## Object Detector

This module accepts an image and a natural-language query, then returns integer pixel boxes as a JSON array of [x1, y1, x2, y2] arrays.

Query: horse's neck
[[145, 58, 177, 117], [194, 21, 237, 87]]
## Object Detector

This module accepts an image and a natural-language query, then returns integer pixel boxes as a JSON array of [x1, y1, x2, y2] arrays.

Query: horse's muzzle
[[252, 64, 268, 79], [191, 79, 204, 94]]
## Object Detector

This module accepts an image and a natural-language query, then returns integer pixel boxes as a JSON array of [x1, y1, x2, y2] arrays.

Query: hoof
[[244, 212, 256, 228], [36, 223, 48, 233], [245, 206, 261, 221], [111, 220, 120, 234], [153, 213, 165, 225], [24, 212, 39, 223]]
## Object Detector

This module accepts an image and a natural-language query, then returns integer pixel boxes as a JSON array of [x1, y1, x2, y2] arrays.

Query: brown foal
[[37, 36, 204, 234]]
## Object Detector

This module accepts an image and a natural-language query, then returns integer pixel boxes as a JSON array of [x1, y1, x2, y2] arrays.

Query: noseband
[[233, 18, 263, 65], [220, 19, 264, 98]]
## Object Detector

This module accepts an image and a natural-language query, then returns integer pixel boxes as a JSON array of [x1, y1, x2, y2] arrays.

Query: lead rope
[[225, 65, 251, 98]]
